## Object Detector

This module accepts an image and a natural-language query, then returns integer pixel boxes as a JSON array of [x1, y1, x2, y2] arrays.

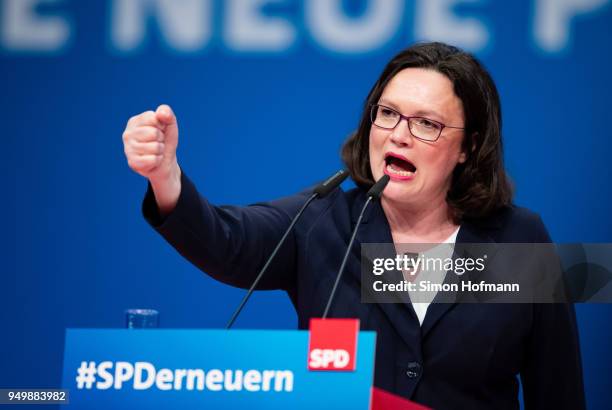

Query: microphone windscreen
[[367, 175, 390, 199], [313, 169, 349, 198]]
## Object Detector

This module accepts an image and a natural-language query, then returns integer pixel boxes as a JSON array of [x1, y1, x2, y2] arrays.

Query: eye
[[380, 108, 395, 117], [414, 117, 440, 129]]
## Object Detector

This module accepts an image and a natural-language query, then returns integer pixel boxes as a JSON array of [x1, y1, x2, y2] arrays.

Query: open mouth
[[384, 153, 417, 178]]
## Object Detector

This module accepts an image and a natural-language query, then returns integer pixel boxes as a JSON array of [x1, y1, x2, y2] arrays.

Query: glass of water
[[125, 309, 159, 328]]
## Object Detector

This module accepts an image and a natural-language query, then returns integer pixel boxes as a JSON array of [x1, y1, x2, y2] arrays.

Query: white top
[[404, 226, 461, 326]]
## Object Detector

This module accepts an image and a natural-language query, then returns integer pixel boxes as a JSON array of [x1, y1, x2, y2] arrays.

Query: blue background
[[2, 0, 611, 408]]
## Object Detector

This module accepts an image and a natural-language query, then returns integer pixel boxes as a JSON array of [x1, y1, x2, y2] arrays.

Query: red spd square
[[308, 318, 359, 371]]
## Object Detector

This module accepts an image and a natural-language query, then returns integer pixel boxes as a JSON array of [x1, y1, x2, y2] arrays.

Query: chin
[[380, 184, 414, 203]]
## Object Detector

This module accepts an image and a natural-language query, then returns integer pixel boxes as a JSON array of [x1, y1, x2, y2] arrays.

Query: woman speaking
[[121, 42, 585, 409]]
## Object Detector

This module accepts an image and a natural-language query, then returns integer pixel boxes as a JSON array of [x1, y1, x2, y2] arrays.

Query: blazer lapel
[[350, 192, 421, 347], [420, 221, 497, 338]]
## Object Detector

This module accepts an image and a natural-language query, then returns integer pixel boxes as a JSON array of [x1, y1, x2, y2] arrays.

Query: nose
[[389, 118, 415, 147]]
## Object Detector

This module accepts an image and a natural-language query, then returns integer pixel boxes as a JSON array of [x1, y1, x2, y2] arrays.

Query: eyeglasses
[[370, 104, 464, 142]]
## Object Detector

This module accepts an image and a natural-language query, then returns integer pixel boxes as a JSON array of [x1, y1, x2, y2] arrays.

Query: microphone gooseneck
[[322, 174, 390, 319], [226, 169, 349, 329]]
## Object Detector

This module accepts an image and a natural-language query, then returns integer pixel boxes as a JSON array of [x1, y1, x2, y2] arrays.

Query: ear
[[458, 132, 478, 164]]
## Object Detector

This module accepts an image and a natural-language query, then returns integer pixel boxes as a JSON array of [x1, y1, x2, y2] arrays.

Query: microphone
[[366, 174, 390, 199], [226, 169, 349, 329], [322, 174, 390, 319], [313, 169, 350, 197]]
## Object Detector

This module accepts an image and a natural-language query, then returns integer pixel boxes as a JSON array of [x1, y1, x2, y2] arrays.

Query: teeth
[[387, 163, 415, 177]]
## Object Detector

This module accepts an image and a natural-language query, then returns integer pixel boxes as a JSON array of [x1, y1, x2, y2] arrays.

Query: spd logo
[[307, 318, 359, 371]]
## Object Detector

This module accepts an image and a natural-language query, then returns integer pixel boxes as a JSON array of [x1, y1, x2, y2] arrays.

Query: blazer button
[[406, 362, 421, 378]]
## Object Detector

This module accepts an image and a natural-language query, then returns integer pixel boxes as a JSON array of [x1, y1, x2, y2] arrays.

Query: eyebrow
[[378, 98, 446, 123]]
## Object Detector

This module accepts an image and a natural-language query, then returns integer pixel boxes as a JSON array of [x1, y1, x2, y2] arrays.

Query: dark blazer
[[143, 171, 585, 410]]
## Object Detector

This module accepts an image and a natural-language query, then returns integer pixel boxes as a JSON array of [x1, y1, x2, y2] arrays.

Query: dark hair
[[341, 42, 512, 223]]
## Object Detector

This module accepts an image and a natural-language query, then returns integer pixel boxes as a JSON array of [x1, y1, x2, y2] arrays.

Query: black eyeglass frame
[[369, 104, 465, 142]]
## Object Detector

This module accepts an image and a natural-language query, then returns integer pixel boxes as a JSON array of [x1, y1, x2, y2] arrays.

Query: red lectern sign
[[308, 318, 359, 371]]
